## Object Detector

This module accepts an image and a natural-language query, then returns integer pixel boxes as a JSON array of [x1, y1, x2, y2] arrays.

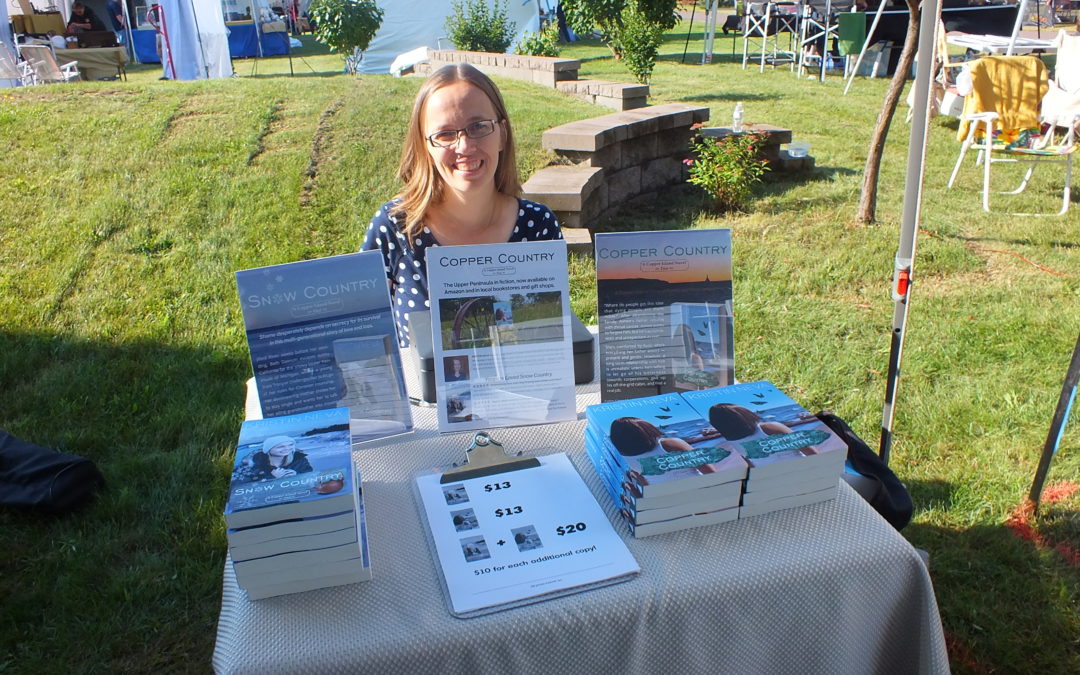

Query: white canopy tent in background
[[359, 0, 542, 74], [157, 0, 233, 79]]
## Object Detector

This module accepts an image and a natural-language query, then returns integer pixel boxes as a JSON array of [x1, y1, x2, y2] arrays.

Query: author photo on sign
[[361, 63, 563, 347], [444, 356, 470, 382]]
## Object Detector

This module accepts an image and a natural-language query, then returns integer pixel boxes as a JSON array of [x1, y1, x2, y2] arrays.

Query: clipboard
[[439, 432, 540, 483], [413, 433, 640, 618]]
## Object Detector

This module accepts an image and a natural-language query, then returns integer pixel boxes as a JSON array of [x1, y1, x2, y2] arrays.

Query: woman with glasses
[[362, 63, 563, 347]]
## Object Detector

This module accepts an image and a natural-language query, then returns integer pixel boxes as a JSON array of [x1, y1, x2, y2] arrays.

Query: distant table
[[225, 21, 290, 58], [54, 46, 127, 81], [211, 372, 950, 674], [947, 33, 1057, 55]]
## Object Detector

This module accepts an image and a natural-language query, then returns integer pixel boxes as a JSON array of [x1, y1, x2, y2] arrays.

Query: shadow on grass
[[0, 327, 249, 671], [673, 91, 779, 104], [901, 479, 1080, 674], [660, 51, 746, 67]]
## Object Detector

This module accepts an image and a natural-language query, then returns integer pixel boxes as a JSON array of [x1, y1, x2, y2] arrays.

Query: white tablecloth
[[214, 366, 949, 674]]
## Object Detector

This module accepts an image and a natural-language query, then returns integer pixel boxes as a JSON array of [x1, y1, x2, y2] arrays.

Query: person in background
[[66, 2, 107, 34], [362, 63, 563, 347], [106, 0, 128, 52]]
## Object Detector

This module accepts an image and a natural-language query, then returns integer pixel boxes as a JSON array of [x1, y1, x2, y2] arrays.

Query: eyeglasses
[[427, 119, 500, 148]]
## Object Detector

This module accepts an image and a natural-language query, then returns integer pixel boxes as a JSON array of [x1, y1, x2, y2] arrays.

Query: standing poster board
[[595, 229, 734, 402], [426, 240, 576, 432], [235, 251, 413, 444]]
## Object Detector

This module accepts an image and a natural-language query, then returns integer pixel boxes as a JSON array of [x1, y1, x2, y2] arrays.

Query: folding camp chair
[[17, 44, 80, 85], [947, 55, 1078, 216], [0, 43, 34, 86], [742, 1, 799, 72]]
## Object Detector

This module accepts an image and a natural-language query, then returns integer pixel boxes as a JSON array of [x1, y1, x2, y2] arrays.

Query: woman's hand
[[271, 467, 297, 479]]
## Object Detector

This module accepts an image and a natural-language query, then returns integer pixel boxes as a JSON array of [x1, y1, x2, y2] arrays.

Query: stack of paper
[[224, 407, 371, 600], [585, 393, 748, 537]]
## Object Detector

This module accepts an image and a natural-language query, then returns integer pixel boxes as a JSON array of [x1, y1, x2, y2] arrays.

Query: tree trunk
[[856, 0, 922, 225]]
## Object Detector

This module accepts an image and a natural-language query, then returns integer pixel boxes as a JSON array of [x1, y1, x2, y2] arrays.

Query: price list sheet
[[415, 453, 640, 617]]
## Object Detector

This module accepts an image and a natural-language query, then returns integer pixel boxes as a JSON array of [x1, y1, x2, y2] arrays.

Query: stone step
[[561, 227, 593, 256], [556, 79, 649, 111], [521, 165, 605, 212], [543, 103, 710, 152]]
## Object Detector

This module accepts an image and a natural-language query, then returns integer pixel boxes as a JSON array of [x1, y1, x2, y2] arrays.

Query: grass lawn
[[1, 28, 1078, 674]]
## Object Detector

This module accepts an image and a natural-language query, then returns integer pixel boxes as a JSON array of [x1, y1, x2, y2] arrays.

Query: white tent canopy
[[359, 0, 542, 74], [158, 0, 233, 79]]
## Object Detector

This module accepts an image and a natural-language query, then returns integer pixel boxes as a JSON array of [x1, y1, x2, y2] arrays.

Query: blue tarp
[[132, 25, 287, 63]]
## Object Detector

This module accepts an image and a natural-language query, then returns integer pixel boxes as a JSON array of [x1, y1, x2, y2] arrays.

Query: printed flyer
[[426, 240, 577, 432], [594, 229, 734, 402], [415, 453, 640, 617], [235, 252, 413, 443]]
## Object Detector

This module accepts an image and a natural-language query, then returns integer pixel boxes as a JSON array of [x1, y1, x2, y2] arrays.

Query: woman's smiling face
[[421, 81, 504, 199]]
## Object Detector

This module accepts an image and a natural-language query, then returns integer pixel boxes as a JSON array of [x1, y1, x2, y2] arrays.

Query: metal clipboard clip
[[439, 432, 541, 483]]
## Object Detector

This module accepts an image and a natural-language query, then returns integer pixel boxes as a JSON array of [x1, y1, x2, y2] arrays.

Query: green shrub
[[445, 0, 517, 53], [561, 0, 678, 59], [515, 21, 561, 57], [308, 0, 384, 74], [619, 2, 663, 83], [685, 127, 770, 212]]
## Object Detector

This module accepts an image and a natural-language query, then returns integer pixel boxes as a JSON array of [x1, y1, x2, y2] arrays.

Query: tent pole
[[1028, 332, 1080, 512], [682, 0, 697, 64], [844, 0, 888, 95], [880, 0, 940, 464]]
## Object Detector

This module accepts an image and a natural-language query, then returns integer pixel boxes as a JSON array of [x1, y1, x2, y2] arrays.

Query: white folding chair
[[947, 55, 1078, 216], [17, 44, 80, 85], [0, 43, 34, 86]]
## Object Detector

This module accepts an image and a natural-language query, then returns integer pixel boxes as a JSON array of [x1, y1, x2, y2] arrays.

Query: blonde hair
[[392, 64, 521, 239]]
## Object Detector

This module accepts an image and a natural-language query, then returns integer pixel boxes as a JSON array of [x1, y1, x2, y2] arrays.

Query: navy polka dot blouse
[[361, 198, 563, 347]]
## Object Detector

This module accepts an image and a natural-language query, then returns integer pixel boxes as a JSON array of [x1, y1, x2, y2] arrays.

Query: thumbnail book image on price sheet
[[414, 442, 640, 618], [426, 240, 577, 432], [595, 229, 733, 402], [235, 252, 413, 444]]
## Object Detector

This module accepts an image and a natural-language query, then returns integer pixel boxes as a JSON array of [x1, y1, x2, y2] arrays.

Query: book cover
[[595, 229, 733, 401], [225, 407, 355, 529], [585, 393, 749, 497], [235, 251, 413, 441], [680, 381, 848, 479]]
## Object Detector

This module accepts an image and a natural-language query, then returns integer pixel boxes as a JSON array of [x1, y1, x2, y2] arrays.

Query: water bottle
[[732, 102, 744, 133]]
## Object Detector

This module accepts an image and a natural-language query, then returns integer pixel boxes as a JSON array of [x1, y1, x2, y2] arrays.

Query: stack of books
[[585, 393, 749, 537], [682, 381, 848, 518], [224, 408, 372, 600]]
